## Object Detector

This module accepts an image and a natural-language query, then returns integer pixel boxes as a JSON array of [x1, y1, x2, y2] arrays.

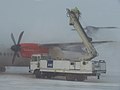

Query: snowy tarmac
[[0, 67, 120, 90]]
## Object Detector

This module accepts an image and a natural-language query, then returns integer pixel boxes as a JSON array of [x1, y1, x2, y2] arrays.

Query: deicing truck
[[29, 8, 106, 81]]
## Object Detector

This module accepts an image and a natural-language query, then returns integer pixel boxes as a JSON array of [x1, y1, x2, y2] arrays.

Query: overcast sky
[[0, 0, 120, 46]]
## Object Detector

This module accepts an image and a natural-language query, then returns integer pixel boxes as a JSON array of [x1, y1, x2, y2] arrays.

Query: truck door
[[69, 62, 75, 69], [30, 56, 40, 70]]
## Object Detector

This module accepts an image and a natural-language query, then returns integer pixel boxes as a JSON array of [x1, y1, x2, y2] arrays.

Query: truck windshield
[[32, 56, 38, 61], [41, 56, 48, 60]]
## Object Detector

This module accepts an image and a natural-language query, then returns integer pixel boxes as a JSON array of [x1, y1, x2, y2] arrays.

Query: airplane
[[0, 26, 116, 72]]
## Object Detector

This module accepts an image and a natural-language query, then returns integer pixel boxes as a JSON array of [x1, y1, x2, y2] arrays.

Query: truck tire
[[76, 75, 86, 81], [34, 69, 41, 78], [66, 74, 75, 81], [46, 73, 52, 79]]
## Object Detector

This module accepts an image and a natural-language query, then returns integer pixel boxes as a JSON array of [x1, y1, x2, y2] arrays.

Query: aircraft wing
[[41, 40, 114, 53]]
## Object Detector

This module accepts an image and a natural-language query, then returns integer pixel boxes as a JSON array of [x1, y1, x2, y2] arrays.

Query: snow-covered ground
[[0, 66, 119, 90], [0, 42, 120, 90]]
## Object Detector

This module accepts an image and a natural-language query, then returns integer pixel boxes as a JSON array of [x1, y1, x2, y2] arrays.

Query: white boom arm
[[66, 8, 98, 61]]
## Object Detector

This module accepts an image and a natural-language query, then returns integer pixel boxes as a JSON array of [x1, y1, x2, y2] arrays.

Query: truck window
[[32, 56, 38, 61], [38, 56, 40, 60], [41, 56, 48, 60], [41, 56, 44, 60]]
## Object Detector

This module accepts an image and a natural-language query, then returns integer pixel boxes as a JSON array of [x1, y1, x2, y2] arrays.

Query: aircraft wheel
[[0, 66, 6, 72]]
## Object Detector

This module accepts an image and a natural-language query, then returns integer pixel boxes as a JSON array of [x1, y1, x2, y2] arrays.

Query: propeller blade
[[17, 31, 24, 44], [11, 31, 24, 64], [16, 52, 20, 57], [12, 52, 17, 64], [11, 33, 16, 45]]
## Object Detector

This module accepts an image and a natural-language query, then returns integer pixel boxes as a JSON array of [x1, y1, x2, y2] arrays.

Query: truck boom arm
[[66, 8, 98, 61]]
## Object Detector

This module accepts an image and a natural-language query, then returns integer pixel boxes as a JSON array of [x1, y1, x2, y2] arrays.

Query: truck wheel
[[76, 75, 86, 81], [66, 74, 75, 81], [35, 72, 41, 78], [46, 73, 52, 79], [34, 69, 41, 78], [46, 75, 52, 79]]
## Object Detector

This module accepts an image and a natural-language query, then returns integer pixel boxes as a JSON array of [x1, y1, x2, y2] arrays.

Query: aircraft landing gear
[[0, 66, 6, 72]]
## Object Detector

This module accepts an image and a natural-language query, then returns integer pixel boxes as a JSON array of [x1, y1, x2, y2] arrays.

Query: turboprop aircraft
[[0, 26, 116, 72]]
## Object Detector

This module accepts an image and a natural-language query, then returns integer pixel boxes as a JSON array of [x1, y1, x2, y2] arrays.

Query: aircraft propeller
[[11, 31, 24, 64]]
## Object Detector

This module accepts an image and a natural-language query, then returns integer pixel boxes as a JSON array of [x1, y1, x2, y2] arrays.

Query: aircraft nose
[[11, 45, 15, 51], [11, 45, 21, 52]]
